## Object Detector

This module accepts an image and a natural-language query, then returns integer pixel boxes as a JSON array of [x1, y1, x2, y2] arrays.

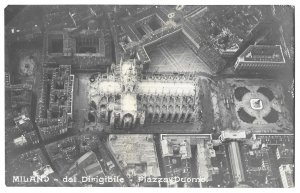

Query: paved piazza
[[145, 36, 212, 74]]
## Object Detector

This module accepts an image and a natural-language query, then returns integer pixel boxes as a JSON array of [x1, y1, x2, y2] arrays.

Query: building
[[116, 6, 169, 43], [108, 134, 160, 185], [276, 144, 294, 165], [64, 151, 105, 186], [5, 83, 38, 149], [182, 21, 227, 73], [234, 45, 285, 73], [5, 72, 10, 86], [13, 135, 27, 146], [13, 130, 40, 147], [227, 141, 245, 184], [115, 6, 182, 69], [161, 139, 192, 159], [7, 148, 55, 186], [57, 137, 79, 163], [45, 23, 112, 72], [219, 130, 246, 142], [185, 5, 266, 59], [115, 6, 227, 74], [33, 165, 54, 179], [7, 114, 35, 137], [160, 136, 192, 187], [195, 140, 215, 187], [240, 141, 282, 188], [6, 114, 37, 149], [5, 83, 33, 121], [88, 58, 200, 129], [36, 63, 74, 140], [252, 134, 294, 146], [45, 134, 102, 177], [78, 134, 99, 154], [279, 164, 294, 188], [160, 134, 214, 187]]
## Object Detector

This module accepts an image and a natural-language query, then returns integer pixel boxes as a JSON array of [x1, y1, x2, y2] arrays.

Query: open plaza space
[[72, 73, 106, 132], [145, 34, 212, 74], [211, 78, 293, 134]]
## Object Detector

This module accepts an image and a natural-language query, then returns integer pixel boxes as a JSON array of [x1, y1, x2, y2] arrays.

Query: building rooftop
[[138, 81, 196, 96], [108, 134, 161, 177], [90, 80, 122, 96], [220, 130, 246, 141], [8, 148, 52, 178], [238, 45, 285, 63], [64, 150, 105, 185], [188, 5, 263, 52], [279, 164, 294, 188], [121, 93, 137, 112]]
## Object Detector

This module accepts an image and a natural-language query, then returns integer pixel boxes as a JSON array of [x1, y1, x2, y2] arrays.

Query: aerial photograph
[[4, 5, 294, 188]]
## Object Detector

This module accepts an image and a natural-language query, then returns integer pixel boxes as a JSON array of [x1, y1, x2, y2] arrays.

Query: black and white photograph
[[2, 2, 296, 189]]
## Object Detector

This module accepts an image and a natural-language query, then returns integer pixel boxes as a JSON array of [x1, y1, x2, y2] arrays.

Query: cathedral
[[88, 58, 200, 129]]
